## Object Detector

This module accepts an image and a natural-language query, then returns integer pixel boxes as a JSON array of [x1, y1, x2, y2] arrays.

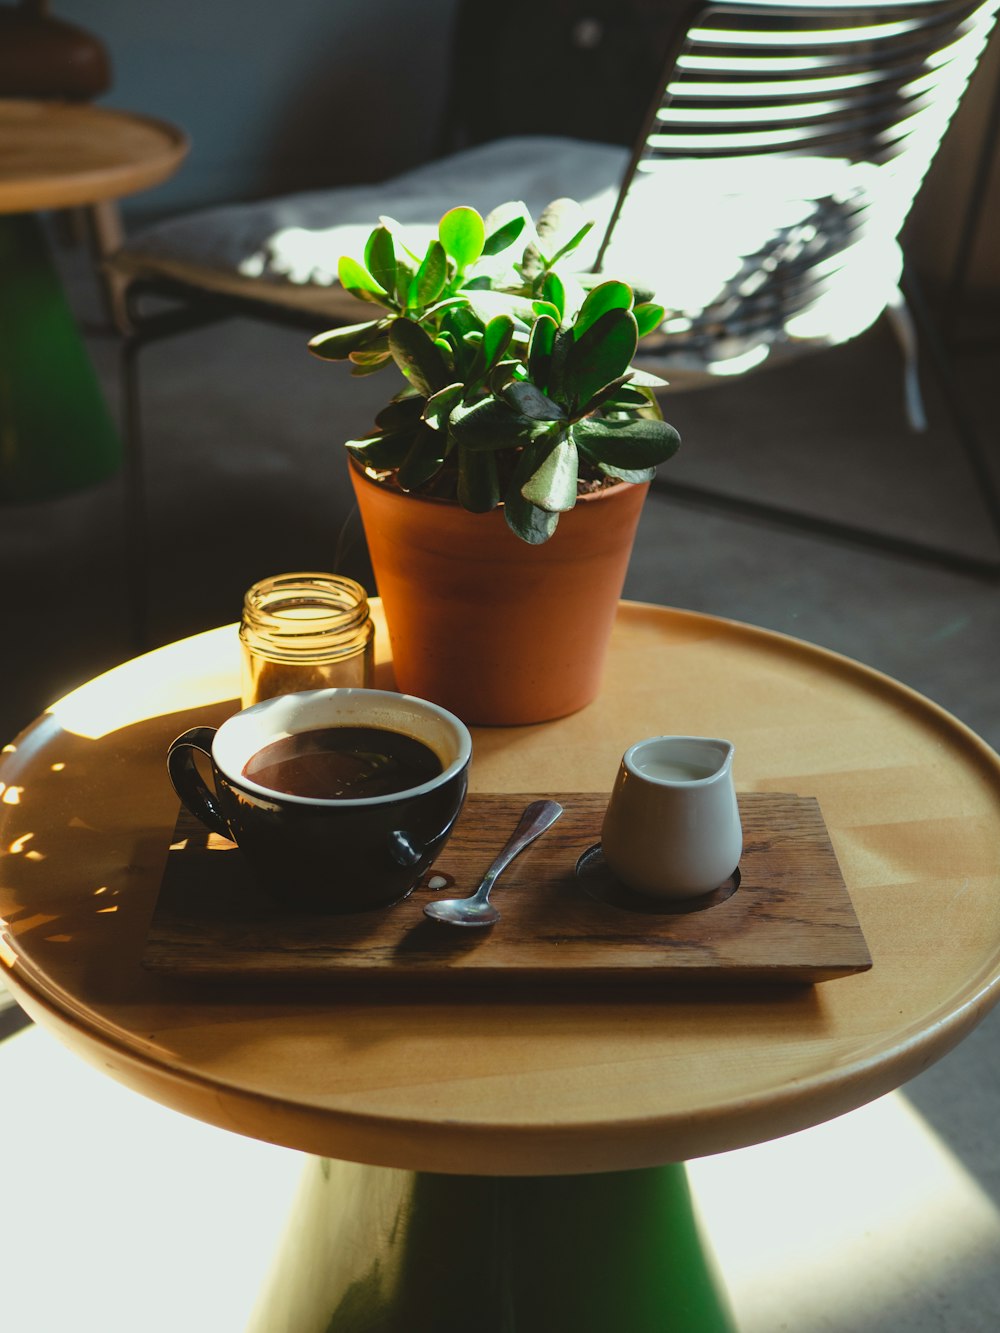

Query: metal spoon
[[423, 799, 564, 927]]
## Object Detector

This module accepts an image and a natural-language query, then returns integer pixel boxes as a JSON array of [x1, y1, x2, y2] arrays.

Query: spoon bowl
[[424, 897, 502, 927], [423, 799, 563, 928]]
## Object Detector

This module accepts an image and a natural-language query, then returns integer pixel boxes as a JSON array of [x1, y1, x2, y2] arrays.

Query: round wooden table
[[3, 602, 999, 1331], [0, 98, 188, 502]]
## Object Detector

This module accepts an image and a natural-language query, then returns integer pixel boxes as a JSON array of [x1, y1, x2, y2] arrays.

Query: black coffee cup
[[167, 687, 472, 913]]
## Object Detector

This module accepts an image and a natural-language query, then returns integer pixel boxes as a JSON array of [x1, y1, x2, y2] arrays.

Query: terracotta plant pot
[[349, 457, 649, 725]]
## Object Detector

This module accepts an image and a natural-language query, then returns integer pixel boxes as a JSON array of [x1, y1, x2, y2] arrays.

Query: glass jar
[[239, 572, 374, 708]]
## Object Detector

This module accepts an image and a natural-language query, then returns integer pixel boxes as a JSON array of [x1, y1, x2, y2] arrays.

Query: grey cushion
[[115, 135, 630, 318], [115, 131, 904, 382]]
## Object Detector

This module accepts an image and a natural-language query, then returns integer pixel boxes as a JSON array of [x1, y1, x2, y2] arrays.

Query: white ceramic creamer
[[601, 736, 742, 899]]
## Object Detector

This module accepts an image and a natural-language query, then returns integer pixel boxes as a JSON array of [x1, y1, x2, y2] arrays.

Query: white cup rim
[[211, 687, 473, 806]]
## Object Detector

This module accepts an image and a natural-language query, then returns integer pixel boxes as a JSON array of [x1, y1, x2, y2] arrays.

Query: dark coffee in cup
[[243, 725, 442, 799], [167, 688, 471, 913]]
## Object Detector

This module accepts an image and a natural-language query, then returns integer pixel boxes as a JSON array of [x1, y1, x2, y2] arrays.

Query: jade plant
[[309, 199, 680, 543]]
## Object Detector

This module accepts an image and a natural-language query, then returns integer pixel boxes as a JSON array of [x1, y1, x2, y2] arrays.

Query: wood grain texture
[[0, 98, 188, 213], [143, 793, 870, 985]]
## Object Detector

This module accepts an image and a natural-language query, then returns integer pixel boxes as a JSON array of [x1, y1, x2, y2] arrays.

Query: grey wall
[[62, 0, 459, 222]]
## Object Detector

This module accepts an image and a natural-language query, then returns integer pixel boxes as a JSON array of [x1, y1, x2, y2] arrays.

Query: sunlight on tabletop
[[47, 626, 241, 740], [689, 1090, 1000, 1332]]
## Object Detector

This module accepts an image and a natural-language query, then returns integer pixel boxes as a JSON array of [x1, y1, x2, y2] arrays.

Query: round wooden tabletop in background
[[0, 98, 188, 213], [2, 601, 999, 1174]]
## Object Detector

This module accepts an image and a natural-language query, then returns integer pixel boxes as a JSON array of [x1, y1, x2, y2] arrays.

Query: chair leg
[[83, 199, 133, 336], [884, 288, 928, 433]]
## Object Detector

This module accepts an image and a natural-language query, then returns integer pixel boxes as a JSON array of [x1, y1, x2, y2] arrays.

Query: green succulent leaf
[[573, 415, 681, 467], [482, 315, 514, 374], [596, 462, 657, 484], [576, 374, 633, 417], [397, 424, 446, 491], [634, 302, 665, 338], [563, 309, 638, 413], [338, 256, 388, 303], [574, 281, 633, 340], [421, 382, 465, 432], [502, 381, 566, 421], [457, 445, 500, 512], [541, 272, 565, 321], [527, 314, 557, 393], [439, 207, 486, 270], [417, 296, 468, 322], [348, 348, 393, 369], [504, 495, 559, 544], [394, 254, 416, 308], [600, 385, 649, 409], [364, 227, 397, 299], [628, 367, 670, 388], [388, 318, 452, 395], [350, 356, 393, 378], [520, 436, 578, 513], [548, 220, 595, 267], [464, 288, 535, 329], [503, 441, 561, 543], [346, 433, 413, 468], [441, 303, 484, 342], [545, 327, 574, 402], [532, 299, 561, 325], [375, 396, 426, 433], [308, 320, 384, 361], [487, 359, 521, 396], [534, 200, 589, 263], [450, 397, 536, 450], [482, 214, 526, 256], [408, 240, 448, 309]]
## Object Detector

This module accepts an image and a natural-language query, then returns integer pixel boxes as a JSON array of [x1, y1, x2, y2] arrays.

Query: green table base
[[0, 213, 121, 503], [247, 1158, 737, 1333]]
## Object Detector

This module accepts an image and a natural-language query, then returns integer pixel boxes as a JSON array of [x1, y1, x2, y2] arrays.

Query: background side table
[[0, 98, 187, 502]]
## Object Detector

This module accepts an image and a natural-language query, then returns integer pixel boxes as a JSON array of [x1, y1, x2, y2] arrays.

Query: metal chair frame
[[588, 0, 1000, 577]]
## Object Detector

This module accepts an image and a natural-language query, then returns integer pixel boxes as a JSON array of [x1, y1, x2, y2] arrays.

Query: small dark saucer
[[574, 843, 740, 915]]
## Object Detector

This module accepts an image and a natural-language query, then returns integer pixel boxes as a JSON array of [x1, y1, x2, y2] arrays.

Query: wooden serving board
[[142, 793, 871, 986]]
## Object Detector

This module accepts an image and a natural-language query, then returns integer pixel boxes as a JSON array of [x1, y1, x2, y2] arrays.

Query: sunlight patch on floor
[[0, 1024, 302, 1333], [689, 1091, 1000, 1332]]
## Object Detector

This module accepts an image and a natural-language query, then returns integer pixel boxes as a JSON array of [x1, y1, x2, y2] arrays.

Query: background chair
[[595, 0, 1000, 574], [108, 0, 1000, 644]]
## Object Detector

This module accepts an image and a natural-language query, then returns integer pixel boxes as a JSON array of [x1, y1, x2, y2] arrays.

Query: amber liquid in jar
[[239, 573, 375, 708]]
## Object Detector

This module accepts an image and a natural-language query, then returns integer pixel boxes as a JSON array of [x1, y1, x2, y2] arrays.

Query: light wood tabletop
[[2, 600, 999, 1175], [0, 97, 188, 214]]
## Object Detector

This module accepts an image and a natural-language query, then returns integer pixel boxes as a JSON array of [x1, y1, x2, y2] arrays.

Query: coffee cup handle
[[167, 727, 230, 839]]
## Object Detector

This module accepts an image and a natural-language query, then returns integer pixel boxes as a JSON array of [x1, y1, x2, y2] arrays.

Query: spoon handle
[[475, 799, 564, 900]]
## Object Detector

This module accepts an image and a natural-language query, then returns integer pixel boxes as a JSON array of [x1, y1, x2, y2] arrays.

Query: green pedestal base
[[247, 1158, 737, 1333], [0, 213, 120, 503]]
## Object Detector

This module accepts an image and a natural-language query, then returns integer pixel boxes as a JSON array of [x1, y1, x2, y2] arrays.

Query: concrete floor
[[2, 240, 1000, 1330]]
